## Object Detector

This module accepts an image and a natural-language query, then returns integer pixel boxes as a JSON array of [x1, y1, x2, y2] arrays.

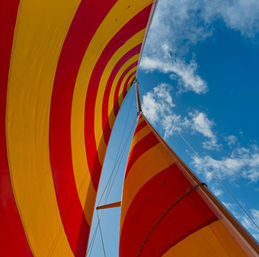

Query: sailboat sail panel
[[119, 114, 259, 257], [0, 1, 155, 256]]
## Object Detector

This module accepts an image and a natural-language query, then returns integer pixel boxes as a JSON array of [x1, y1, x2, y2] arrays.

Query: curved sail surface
[[0, 1, 155, 256], [120, 114, 259, 257]]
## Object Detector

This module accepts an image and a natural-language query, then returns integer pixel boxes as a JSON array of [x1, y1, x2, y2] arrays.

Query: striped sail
[[0, 1, 155, 256], [119, 114, 259, 257]]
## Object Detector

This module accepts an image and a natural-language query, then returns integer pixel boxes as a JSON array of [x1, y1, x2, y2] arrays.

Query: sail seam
[[136, 182, 207, 257]]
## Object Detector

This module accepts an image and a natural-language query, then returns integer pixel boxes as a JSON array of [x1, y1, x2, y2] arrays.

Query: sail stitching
[[136, 182, 207, 257]]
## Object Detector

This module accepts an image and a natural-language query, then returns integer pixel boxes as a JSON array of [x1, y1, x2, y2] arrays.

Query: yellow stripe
[[162, 220, 247, 257], [71, 0, 153, 225], [117, 66, 137, 106], [120, 143, 175, 229], [126, 75, 135, 91], [108, 55, 139, 128], [110, 66, 138, 128], [130, 125, 151, 151], [108, 66, 138, 131], [94, 30, 145, 164], [6, 0, 81, 256], [138, 116, 144, 124]]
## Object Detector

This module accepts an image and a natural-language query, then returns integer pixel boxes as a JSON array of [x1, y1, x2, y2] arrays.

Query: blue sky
[[87, 0, 259, 256]]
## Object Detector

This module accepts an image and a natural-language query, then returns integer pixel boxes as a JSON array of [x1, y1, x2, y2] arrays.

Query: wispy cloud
[[222, 202, 259, 240], [192, 145, 259, 182], [211, 186, 223, 197], [203, 0, 259, 37], [142, 85, 222, 150], [142, 83, 189, 138], [145, 0, 259, 57], [145, 0, 212, 57], [225, 135, 238, 146], [251, 209, 259, 226], [141, 0, 259, 92], [140, 55, 208, 94], [188, 111, 221, 150], [142, 83, 174, 124]]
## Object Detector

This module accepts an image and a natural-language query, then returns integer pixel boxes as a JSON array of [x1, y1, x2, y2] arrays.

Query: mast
[[135, 79, 142, 115]]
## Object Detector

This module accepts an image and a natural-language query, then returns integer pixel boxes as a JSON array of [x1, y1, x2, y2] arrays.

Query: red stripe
[[85, 5, 153, 190], [120, 164, 218, 257], [113, 71, 136, 118], [0, 1, 34, 256], [125, 131, 159, 178], [113, 61, 138, 116], [113, 61, 137, 105], [49, 1, 115, 256], [102, 45, 141, 145], [122, 72, 136, 99], [134, 118, 147, 135]]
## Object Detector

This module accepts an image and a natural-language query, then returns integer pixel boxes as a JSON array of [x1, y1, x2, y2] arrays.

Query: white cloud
[[211, 186, 223, 197], [192, 145, 259, 182], [188, 111, 221, 150], [145, 0, 212, 57], [189, 111, 215, 138], [145, 0, 259, 57], [142, 83, 189, 138], [142, 86, 220, 148], [142, 83, 174, 124], [141, 0, 259, 91], [203, 0, 259, 37], [251, 209, 259, 225], [240, 209, 259, 240], [140, 56, 207, 94], [202, 140, 221, 151], [225, 135, 238, 146], [222, 202, 259, 240], [222, 201, 236, 212]]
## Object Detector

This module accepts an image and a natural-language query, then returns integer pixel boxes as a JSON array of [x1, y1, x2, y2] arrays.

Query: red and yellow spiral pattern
[[0, 1, 155, 256]]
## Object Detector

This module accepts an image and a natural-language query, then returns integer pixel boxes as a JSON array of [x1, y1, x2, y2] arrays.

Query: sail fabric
[[0, 1, 155, 256], [119, 114, 259, 257]]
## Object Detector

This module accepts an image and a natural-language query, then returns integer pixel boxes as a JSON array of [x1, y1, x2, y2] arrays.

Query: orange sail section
[[0, 1, 155, 256], [119, 114, 259, 257]]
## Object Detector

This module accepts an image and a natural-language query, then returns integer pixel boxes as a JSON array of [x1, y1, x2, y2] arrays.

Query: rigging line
[[118, 88, 135, 149], [87, 211, 108, 257], [103, 90, 136, 202], [97, 211, 107, 257], [98, 112, 137, 206], [177, 131, 200, 157], [97, 89, 136, 206], [48, 97, 137, 256], [136, 183, 207, 257], [105, 111, 137, 200], [86, 224, 98, 257], [87, 90, 137, 257], [104, 114, 137, 203], [48, 118, 135, 256], [214, 173, 259, 231], [177, 130, 259, 231]]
